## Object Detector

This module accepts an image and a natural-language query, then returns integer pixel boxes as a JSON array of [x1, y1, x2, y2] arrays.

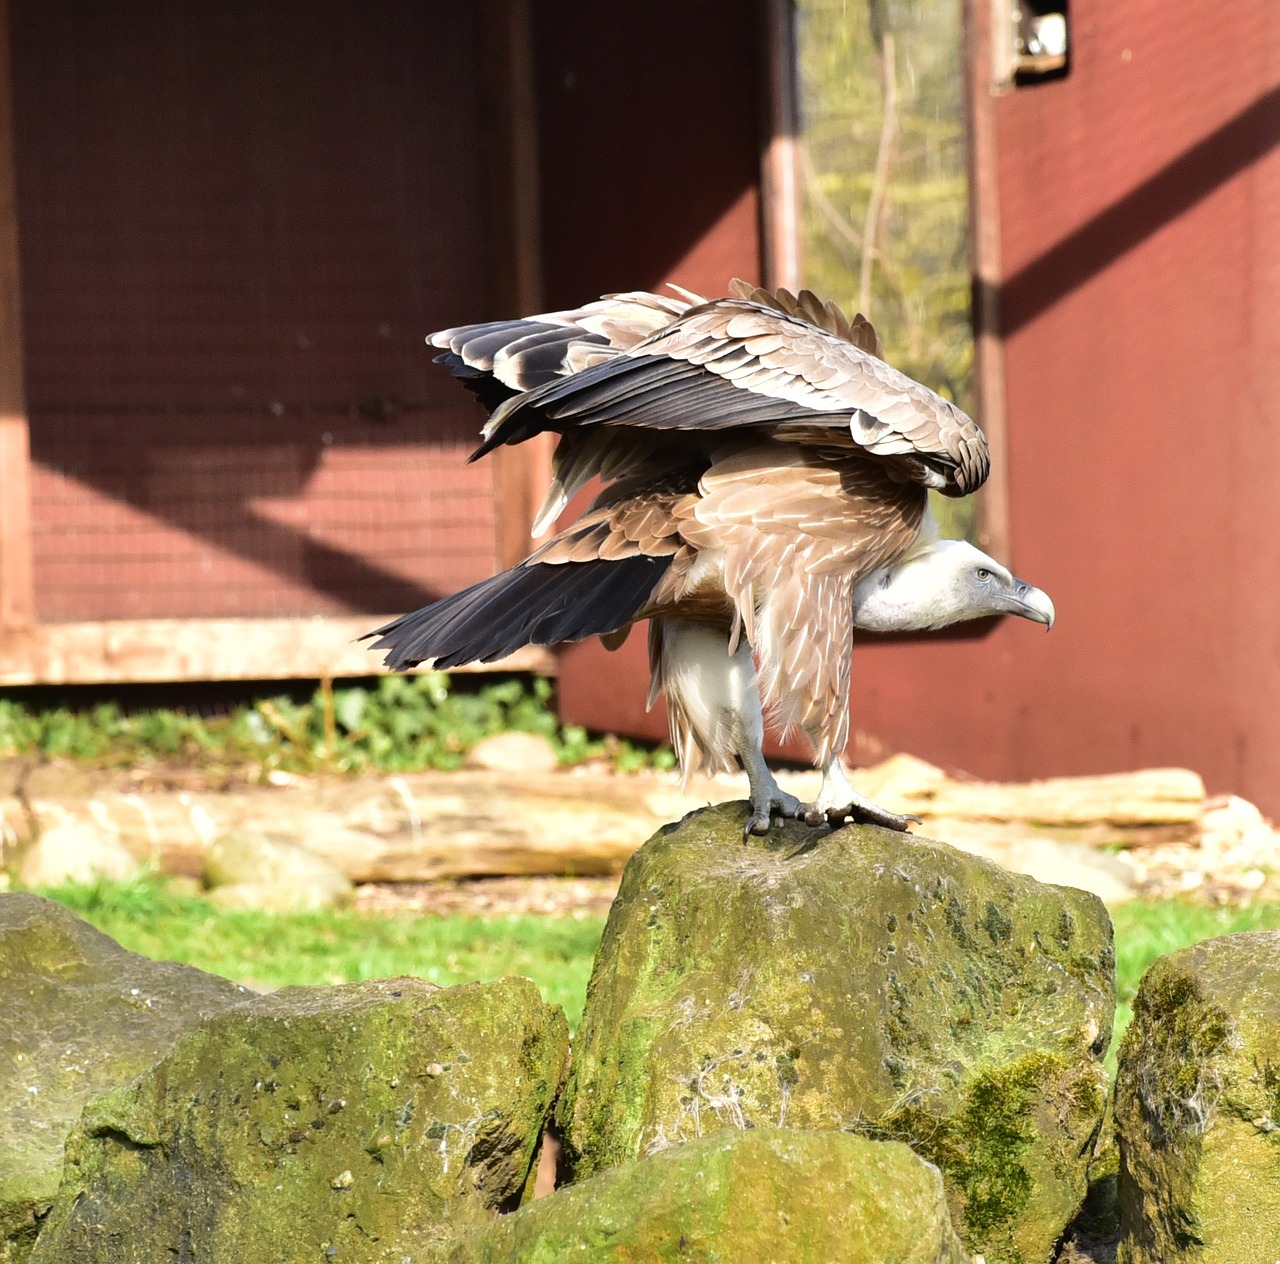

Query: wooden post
[[480, 0, 551, 570], [964, 0, 1011, 562], [0, 0, 33, 633], [760, 0, 802, 292]]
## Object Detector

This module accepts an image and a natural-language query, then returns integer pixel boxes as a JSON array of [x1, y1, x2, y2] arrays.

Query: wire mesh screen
[[28, 421, 497, 621], [14, 0, 500, 622]]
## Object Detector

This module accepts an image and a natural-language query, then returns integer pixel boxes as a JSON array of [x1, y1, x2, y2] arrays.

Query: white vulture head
[[365, 281, 1055, 837], [852, 538, 1055, 633]]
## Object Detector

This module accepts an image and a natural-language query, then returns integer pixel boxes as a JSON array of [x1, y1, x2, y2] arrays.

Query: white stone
[[465, 731, 560, 774], [204, 831, 354, 909], [1201, 794, 1279, 863], [18, 823, 140, 888]]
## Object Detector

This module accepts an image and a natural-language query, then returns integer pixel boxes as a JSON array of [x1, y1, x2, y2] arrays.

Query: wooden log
[[0, 757, 1216, 887], [1, 771, 670, 883], [0, 618, 555, 687], [852, 753, 1204, 843]]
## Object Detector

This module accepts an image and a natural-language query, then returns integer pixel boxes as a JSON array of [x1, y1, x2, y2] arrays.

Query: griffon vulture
[[366, 281, 1054, 834]]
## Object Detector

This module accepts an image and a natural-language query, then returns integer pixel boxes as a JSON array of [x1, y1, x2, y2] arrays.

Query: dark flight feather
[[432, 351, 518, 413], [364, 554, 672, 671]]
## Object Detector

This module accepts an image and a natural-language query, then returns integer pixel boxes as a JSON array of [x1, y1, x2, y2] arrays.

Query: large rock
[[1114, 931, 1280, 1263], [31, 976, 569, 1264], [441, 1127, 969, 1263], [0, 894, 248, 1264], [560, 804, 1115, 1264]]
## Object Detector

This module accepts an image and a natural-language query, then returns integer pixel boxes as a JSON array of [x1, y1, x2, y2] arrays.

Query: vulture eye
[[975, 568, 992, 582]]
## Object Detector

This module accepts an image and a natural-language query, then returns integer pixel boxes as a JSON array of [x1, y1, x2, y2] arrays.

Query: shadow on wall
[[994, 84, 1280, 337], [13, 0, 764, 621]]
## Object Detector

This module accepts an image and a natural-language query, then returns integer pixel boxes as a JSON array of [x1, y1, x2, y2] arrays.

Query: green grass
[[1109, 899, 1280, 1066], [38, 875, 605, 1028], [27, 878, 1280, 1056]]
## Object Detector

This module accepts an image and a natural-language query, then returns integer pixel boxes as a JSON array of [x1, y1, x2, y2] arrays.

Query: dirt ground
[[353, 875, 620, 918]]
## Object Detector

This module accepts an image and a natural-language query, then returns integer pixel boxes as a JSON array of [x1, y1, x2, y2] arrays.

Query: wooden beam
[[481, 0, 543, 321], [480, 0, 551, 568], [760, 0, 802, 291], [0, 0, 33, 632], [964, 0, 1012, 563], [0, 617, 556, 686]]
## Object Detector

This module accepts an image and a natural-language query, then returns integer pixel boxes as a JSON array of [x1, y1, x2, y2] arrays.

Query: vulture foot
[[743, 787, 807, 839], [808, 759, 919, 833], [815, 793, 920, 833]]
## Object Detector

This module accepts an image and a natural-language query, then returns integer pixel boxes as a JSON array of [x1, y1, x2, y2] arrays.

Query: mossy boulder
[[560, 804, 1115, 1264], [441, 1127, 970, 1263], [1115, 931, 1280, 1263], [0, 894, 248, 1264], [31, 976, 569, 1264]]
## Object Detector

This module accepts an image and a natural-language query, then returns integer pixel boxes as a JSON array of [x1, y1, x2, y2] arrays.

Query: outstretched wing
[[429, 289, 708, 534], [476, 294, 988, 497]]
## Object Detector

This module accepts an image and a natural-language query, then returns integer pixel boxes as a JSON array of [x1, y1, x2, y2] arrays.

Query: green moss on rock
[[1115, 931, 1280, 1263], [440, 1128, 970, 1263], [559, 803, 1114, 1264], [30, 976, 569, 1264], [0, 894, 248, 1264]]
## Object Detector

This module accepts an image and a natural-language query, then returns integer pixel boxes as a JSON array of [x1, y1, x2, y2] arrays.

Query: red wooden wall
[[981, 0, 1280, 806], [557, 0, 1280, 816], [533, 0, 766, 306], [12, 1, 499, 622]]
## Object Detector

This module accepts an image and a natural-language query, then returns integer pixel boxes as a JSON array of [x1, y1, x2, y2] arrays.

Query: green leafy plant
[[0, 674, 674, 778]]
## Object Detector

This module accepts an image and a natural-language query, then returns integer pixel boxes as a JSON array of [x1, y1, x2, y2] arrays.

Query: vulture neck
[[852, 537, 997, 633]]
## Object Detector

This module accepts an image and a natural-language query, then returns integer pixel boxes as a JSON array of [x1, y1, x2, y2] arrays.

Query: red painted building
[[0, 2, 1277, 811]]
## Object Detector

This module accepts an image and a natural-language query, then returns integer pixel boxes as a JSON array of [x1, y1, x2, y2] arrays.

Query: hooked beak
[[1008, 580, 1055, 630]]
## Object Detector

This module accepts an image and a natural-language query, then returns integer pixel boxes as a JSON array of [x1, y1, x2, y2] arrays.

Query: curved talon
[[744, 811, 773, 839]]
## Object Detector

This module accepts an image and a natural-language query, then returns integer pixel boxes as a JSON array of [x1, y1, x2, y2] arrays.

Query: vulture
[[365, 281, 1054, 834]]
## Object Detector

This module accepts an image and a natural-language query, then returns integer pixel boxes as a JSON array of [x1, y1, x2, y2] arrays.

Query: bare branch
[[859, 4, 898, 316]]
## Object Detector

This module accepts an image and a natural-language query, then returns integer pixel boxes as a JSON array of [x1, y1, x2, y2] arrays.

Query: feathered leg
[[749, 580, 917, 833], [650, 619, 805, 837]]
